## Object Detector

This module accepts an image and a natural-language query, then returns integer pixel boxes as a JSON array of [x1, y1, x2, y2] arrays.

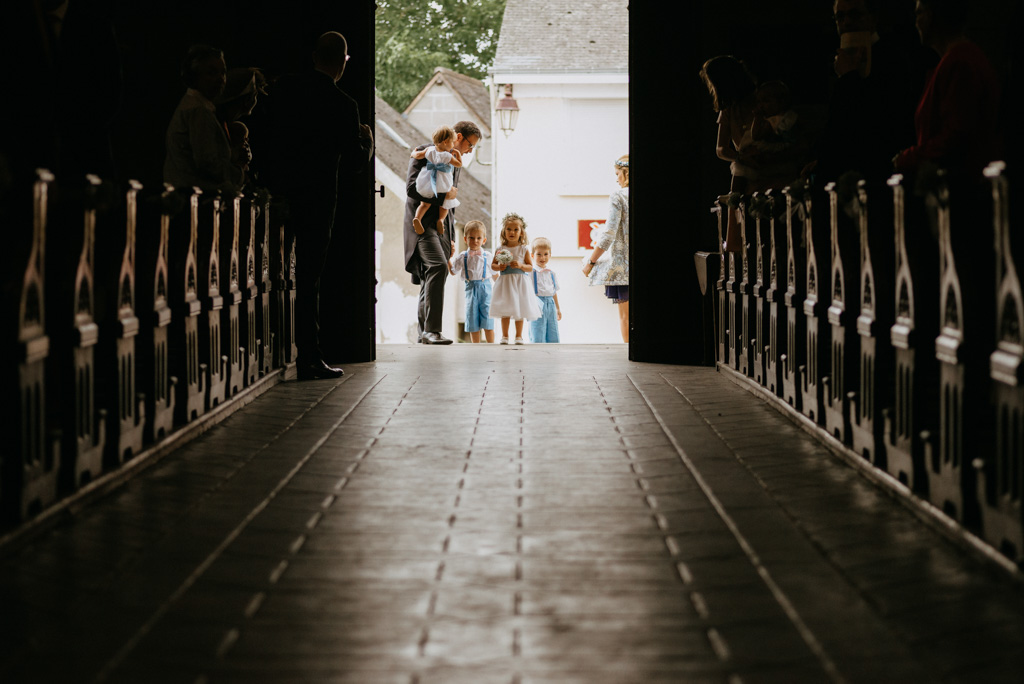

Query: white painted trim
[[487, 72, 628, 85], [375, 158, 407, 199]]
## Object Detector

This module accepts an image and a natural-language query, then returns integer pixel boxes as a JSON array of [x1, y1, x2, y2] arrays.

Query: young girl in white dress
[[410, 125, 462, 235], [489, 212, 542, 344]]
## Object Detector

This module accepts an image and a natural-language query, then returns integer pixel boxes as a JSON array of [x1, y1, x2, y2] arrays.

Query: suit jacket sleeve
[[335, 89, 374, 167]]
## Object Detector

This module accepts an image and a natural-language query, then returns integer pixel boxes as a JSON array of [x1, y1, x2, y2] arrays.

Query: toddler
[[529, 237, 561, 343], [489, 212, 541, 344], [411, 125, 462, 235], [449, 220, 497, 343]]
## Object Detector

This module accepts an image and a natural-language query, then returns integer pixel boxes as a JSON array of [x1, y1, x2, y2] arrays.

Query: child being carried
[[411, 125, 462, 235]]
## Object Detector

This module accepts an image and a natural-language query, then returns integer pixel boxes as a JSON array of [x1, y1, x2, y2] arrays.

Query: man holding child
[[403, 121, 482, 344]]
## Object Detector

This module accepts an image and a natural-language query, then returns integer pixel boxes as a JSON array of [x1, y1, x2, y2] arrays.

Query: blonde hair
[[432, 125, 455, 145], [463, 220, 486, 237], [531, 237, 552, 252], [615, 154, 629, 186], [500, 212, 528, 246]]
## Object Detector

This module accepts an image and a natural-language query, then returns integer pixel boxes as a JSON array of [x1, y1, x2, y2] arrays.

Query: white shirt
[[452, 250, 493, 282], [533, 267, 559, 296]]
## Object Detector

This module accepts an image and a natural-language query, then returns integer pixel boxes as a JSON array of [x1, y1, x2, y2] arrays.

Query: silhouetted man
[[263, 32, 373, 379], [403, 121, 481, 344]]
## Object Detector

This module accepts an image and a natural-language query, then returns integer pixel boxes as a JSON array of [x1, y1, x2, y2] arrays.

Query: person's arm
[[714, 109, 741, 163], [582, 247, 604, 276], [448, 250, 459, 277], [553, 292, 562, 321], [521, 249, 533, 273], [449, 149, 463, 168], [411, 148, 427, 159], [584, 192, 625, 276], [406, 148, 447, 207], [492, 253, 506, 272]]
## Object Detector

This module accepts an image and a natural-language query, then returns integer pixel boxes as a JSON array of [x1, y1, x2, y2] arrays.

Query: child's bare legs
[[413, 202, 429, 234], [469, 331, 481, 343], [436, 207, 448, 234], [617, 301, 629, 343], [514, 319, 524, 338], [484, 329, 495, 343], [501, 317, 511, 339]]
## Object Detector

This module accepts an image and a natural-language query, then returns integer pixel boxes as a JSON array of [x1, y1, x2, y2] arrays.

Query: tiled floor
[[1, 345, 1023, 683]]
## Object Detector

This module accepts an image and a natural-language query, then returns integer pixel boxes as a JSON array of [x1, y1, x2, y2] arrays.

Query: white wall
[[490, 77, 629, 343], [375, 156, 459, 345]]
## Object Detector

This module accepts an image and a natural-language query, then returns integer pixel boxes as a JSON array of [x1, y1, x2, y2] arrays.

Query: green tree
[[375, 0, 507, 111]]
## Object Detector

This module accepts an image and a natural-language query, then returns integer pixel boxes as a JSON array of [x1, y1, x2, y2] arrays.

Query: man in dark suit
[[403, 121, 481, 344], [262, 31, 373, 378]]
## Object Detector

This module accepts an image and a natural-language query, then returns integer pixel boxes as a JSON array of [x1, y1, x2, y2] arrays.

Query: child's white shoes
[[500, 336, 509, 345], [514, 337, 525, 345]]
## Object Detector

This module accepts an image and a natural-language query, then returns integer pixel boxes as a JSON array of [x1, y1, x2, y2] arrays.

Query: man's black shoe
[[421, 332, 453, 345], [296, 360, 345, 380]]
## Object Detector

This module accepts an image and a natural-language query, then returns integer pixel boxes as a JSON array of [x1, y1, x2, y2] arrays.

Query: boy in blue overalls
[[449, 220, 497, 342], [529, 237, 561, 343]]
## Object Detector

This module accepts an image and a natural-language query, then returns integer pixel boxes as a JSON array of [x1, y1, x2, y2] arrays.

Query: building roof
[[374, 95, 491, 226], [403, 67, 492, 137], [491, 0, 629, 74]]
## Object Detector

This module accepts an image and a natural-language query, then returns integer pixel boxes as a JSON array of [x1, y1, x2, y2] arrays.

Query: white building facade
[[489, 0, 629, 344]]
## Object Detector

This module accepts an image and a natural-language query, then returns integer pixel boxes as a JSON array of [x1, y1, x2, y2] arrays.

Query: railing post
[[6, 170, 61, 520], [722, 193, 743, 371], [848, 178, 895, 468], [222, 193, 244, 397], [238, 194, 260, 387], [111, 180, 145, 462], [884, 174, 937, 491], [738, 194, 755, 378], [927, 171, 993, 524], [258, 196, 274, 375], [269, 208, 287, 369], [138, 186, 179, 442], [283, 233, 299, 365], [824, 177, 860, 444], [63, 175, 108, 488], [750, 192, 770, 386], [713, 202, 728, 366], [976, 160, 1022, 562], [799, 183, 830, 426], [171, 188, 207, 424], [781, 185, 806, 412], [199, 193, 227, 408], [764, 190, 787, 397]]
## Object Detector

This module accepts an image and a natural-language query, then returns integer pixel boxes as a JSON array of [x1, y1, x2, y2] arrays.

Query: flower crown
[[501, 211, 527, 230], [615, 160, 629, 169]]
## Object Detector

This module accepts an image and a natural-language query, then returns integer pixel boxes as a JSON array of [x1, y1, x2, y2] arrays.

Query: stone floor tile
[[3, 346, 1024, 683]]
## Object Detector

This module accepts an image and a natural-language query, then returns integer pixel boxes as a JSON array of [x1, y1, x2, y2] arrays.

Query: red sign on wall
[[578, 219, 606, 249]]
